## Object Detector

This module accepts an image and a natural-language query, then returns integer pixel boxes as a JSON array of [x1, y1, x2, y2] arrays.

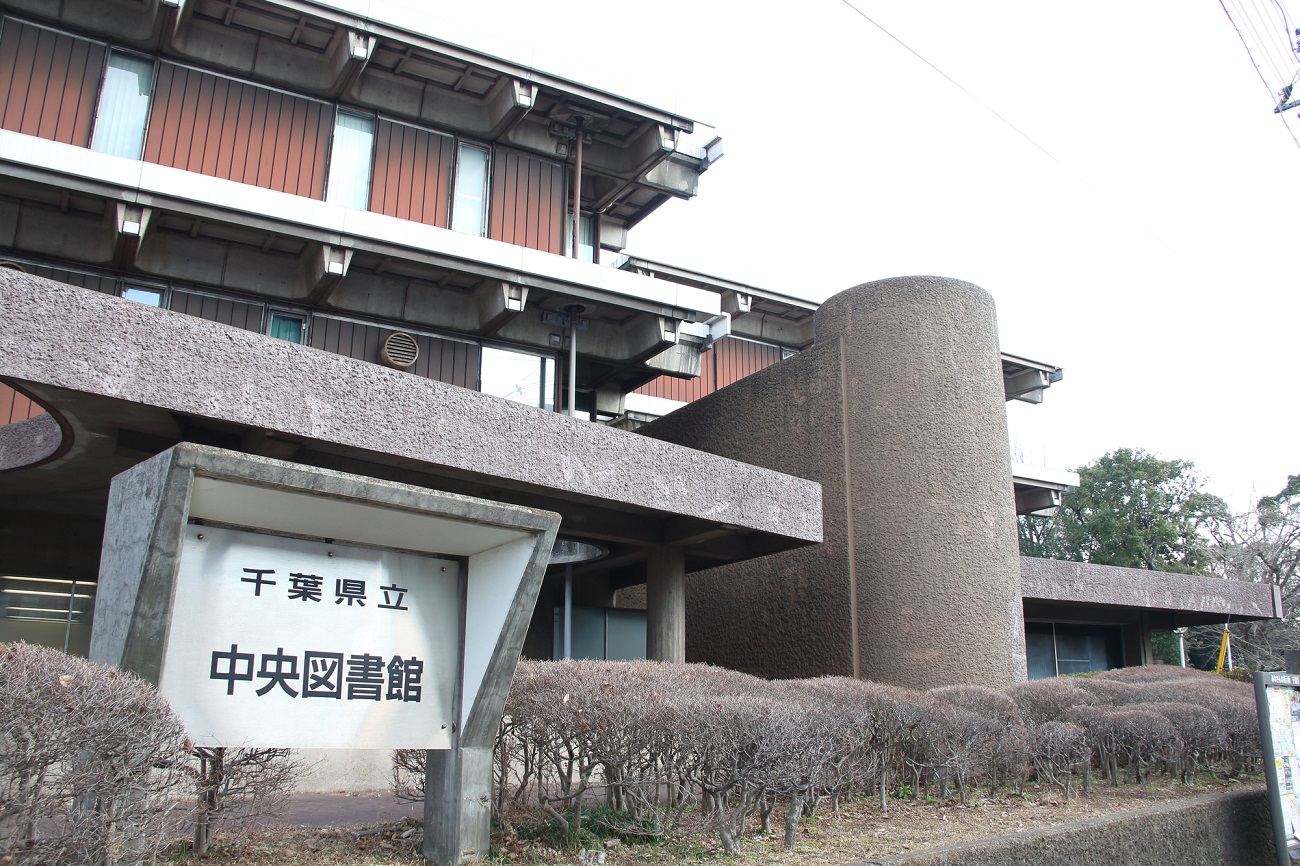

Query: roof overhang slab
[[1021, 556, 1282, 627], [0, 270, 821, 571]]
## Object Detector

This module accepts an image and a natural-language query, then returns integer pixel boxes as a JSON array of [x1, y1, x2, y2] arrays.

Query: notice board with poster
[[1255, 671, 1300, 865]]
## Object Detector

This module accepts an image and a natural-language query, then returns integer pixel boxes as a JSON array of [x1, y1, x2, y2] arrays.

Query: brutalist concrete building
[[0, 0, 1279, 700]]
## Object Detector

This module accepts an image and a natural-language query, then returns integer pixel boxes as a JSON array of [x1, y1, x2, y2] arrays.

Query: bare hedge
[[423, 660, 1260, 854], [0, 642, 189, 865]]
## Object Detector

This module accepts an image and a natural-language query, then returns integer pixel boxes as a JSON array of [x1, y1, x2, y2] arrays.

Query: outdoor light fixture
[[548, 537, 606, 565]]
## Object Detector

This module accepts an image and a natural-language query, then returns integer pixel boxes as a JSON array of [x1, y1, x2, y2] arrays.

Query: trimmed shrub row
[[0, 643, 299, 864], [393, 660, 1261, 854]]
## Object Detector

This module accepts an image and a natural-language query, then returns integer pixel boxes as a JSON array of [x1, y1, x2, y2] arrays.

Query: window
[[121, 286, 162, 306], [268, 313, 306, 344], [480, 346, 555, 411], [325, 111, 375, 210], [552, 606, 646, 661], [90, 52, 153, 159], [451, 144, 489, 236], [565, 212, 595, 262], [0, 575, 96, 655], [1025, 621, 1124, 679]]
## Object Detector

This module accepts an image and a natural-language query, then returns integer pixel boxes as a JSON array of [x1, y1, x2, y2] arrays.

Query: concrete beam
[[641, 153, 703, 198], [645, 545, 685, 662], [1020, 556, 1282, 623], [727, 312, 815, 349], [1005, 367, 1050, 403], [722, 290, 752, 316], [109, 203, 152, 270], [239, 429, 301, 462], [589, 123, 679, 213], [300, 243, 354, 306], [472, 280, 528, 336], [643, 343, 702, 377], [158, 0, 196, 55], [1014, 486, 1061, 515], [483, 79, 537, 141], [622, 315, 680, 365], [328, 30, 376, 98]]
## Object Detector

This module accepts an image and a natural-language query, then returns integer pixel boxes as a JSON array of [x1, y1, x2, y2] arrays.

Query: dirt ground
[[168, 777, 1261, 866]]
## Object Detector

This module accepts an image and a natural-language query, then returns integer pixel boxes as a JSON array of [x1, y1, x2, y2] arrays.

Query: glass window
[[451, 144, 489, 236], [122, 286, 162, 306], [325, 111, 375, 210], [269, 313, 305, 344], [1025, 621, 1124, 679], [480, 345, 555, 411], [0, 575, 96, 656], [565, 212, 595, 262], [90, 52, 154, 159], [1024, 622, 1058, 680]]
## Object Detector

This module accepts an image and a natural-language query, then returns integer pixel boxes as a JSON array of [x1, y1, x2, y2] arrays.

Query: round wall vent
[[381, 332, 419, 369]]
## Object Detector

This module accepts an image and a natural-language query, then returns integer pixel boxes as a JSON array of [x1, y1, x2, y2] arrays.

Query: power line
[[1218, 0, 1300, 149], [833, 0, 1203, 271], [1230, 0, 1294, 85], [835, 0, 1068, 172]]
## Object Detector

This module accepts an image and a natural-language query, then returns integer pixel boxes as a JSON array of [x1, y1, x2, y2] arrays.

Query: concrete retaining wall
[[855, 788, 1273, 866]]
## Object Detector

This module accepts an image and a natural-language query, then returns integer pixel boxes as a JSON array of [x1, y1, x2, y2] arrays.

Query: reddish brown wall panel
[[489, 147, 564, 254], [169, 290, 263, 332], [309, 316, 479, 388], [636, 336, 784, 403], [715, 336, 783, 390], [144, 63, 329, 199], [20, 262, 116, 294], [370, 120, 454, 227], [0, 383, 45, 425], [0, 19, 104, 146]]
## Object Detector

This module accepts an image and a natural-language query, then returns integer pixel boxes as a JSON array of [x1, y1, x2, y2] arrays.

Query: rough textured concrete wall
[[856, 788, 1272, 866], [0, 270, 820, 545], [643, 277, 1025, 687], [1022, 556, 1281, 620], [641, 345, 853, 679], [0, 412, 63, 469]]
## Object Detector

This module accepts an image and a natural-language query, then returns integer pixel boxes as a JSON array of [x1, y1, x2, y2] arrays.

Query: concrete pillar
[[646, 545, 685, 662], [815, 277, 1026, 685], [638, 276, 1025, 687], [423, 745, 493, 866]]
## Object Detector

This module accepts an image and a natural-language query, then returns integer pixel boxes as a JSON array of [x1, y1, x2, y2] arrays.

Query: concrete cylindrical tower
[[817, 276, 1025, 686]]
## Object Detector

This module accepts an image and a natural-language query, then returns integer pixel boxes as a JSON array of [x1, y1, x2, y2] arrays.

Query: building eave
[[1021, 556, 1282, 626]]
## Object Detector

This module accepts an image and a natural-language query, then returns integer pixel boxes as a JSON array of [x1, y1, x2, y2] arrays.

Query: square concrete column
[[646, 545, 685, 662], [424, 746, 493, 866]]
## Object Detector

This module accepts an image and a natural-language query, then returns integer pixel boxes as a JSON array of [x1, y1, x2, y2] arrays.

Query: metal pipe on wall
[[563, 563, 573, 659], [568, 317, 577, 418], [566, 118, 584, 418]]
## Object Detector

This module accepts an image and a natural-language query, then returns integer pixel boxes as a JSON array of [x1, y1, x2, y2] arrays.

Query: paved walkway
[[280, 793, 423, 827]]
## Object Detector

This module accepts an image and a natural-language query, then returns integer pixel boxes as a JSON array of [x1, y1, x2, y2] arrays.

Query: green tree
[[1019, 448, 1228, 575]]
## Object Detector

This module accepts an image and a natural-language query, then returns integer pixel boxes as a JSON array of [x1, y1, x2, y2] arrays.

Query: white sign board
[[159, 523, 460, 749]]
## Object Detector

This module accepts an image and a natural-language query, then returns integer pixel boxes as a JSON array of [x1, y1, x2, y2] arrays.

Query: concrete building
[[0, 0, 1279, 709]]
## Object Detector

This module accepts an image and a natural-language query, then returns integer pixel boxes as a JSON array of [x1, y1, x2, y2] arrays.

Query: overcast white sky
[[419, 0, 1298, 511]]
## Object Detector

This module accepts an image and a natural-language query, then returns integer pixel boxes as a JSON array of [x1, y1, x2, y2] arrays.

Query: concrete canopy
[[1021, 556, 1281, 628], [0, 270, 822, 579]]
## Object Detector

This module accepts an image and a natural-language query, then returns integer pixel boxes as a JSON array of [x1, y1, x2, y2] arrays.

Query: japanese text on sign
[[160, 524, 459, 750]]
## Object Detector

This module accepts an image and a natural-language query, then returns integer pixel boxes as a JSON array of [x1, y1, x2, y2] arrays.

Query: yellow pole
[[1215, 626, 1231, 673]]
